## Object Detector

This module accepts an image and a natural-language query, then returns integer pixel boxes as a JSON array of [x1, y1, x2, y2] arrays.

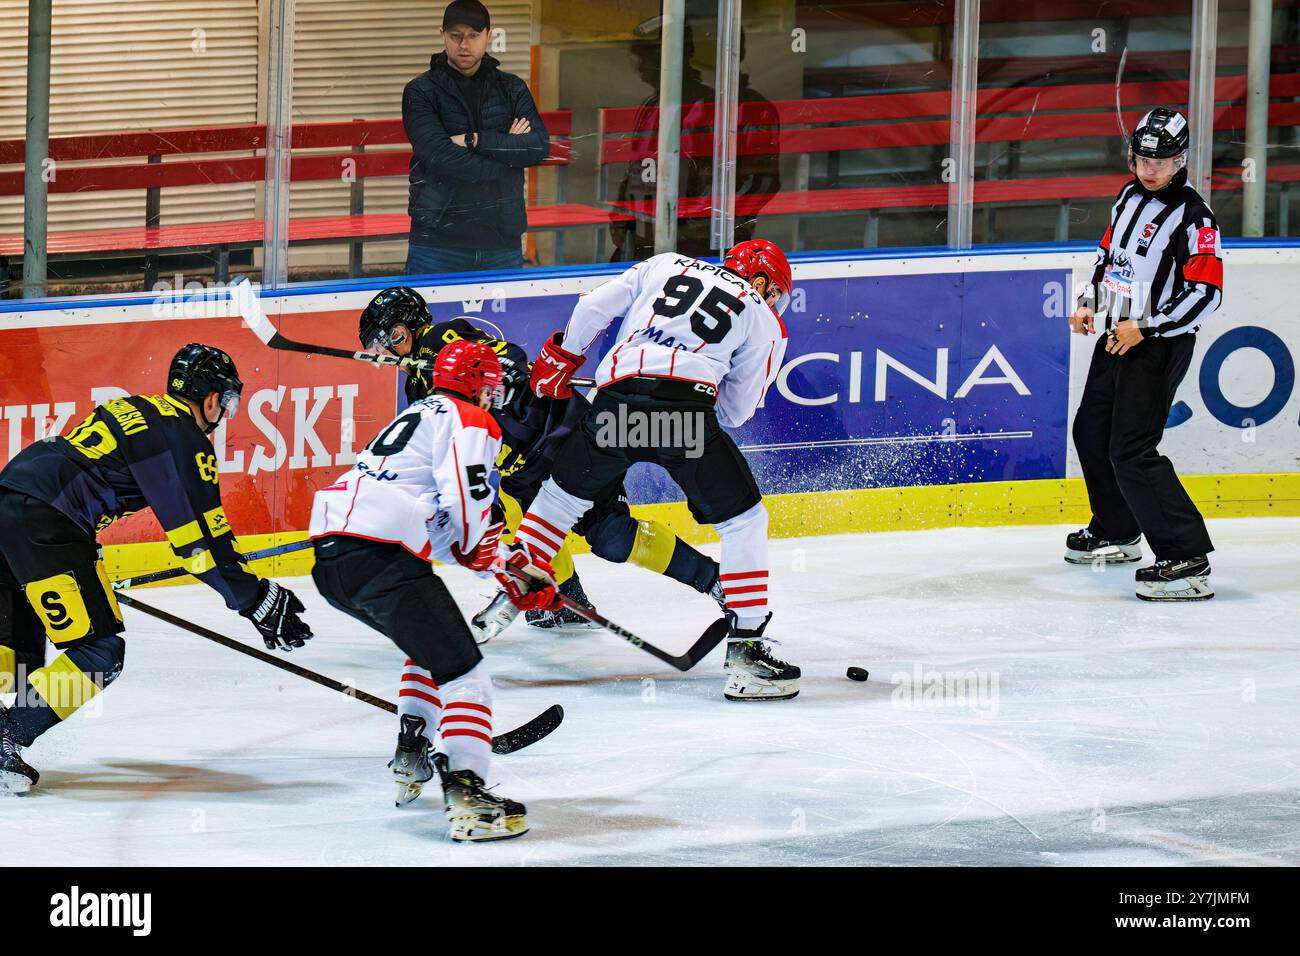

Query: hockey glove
[[529, 331, 585, 399], [241, 580, 313, 652], [493, 542, 563, 612], [452, 502, 507, 573]]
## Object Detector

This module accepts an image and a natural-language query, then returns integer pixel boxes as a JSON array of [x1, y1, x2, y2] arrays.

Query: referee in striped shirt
[[1064, 108, 1222, 601]]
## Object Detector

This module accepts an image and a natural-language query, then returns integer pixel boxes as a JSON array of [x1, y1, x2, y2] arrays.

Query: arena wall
[[2, 241, 1296, 582]]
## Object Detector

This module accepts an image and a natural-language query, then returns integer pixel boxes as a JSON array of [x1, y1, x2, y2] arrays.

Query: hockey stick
[[228, 277, 596, 387], [115, 592, 562, 755], [502, 562, 728, 671], [112, 538, 315, 590]]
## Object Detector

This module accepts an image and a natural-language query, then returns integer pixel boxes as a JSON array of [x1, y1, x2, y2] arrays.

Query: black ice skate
[[1064, 527, 1142, 565], [723, 611, 801, 701], [525, 573, 596, 629], [388, 714, 434, 806], [434, 753, 528, 842], [0, 708, 38, 795], [1136, 556, 1214, 601], [470, 589, 521, 645]]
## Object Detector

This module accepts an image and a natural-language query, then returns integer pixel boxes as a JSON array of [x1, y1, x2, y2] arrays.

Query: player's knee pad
[[26, 634, 124, 721], [584, 513, 638, 565]]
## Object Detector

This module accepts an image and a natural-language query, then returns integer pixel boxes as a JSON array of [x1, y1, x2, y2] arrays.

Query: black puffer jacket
[[402, 52, 550, 248]]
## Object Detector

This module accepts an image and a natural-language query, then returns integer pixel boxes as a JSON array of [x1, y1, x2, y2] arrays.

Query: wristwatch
[[467, 131, 478, 150]]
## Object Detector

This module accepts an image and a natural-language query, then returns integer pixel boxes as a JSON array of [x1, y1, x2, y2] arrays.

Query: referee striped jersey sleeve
[[1145, 213, 1223, 338]]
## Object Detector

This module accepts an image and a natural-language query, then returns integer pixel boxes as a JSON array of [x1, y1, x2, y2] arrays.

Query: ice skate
[[1064, 527, 1142, 565], [0, 708, 38, 795], [526, 573, 596, 629], [723, 612, 801, 701], [388, 714, 434, 806], [470, 589, 521, 645], [1136, 556, 1214, 601], [434, 753, 528, 842]]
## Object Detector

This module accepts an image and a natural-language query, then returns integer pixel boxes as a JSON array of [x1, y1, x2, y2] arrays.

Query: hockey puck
[[846, 666, 869, 682]]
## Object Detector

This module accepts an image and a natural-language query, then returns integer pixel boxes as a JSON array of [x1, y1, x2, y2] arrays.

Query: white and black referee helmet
[[1129, 107, 1190, 172]]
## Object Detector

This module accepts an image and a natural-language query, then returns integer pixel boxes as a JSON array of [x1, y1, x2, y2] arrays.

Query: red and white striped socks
[[516, 479, 593, 564], [397, 660, 495, 779], [519, 480, 775, 631], [714, 502, 771, 629], [720, 570, 769, 621]]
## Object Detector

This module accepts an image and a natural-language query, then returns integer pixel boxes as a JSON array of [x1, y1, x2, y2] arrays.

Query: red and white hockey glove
[[452, 503, 506, 573], [530, 331, 585, 399], [493, 541, 563, 612]]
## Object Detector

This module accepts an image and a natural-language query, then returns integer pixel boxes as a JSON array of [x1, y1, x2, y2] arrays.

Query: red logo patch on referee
[[1196, 227, 1218, 254]]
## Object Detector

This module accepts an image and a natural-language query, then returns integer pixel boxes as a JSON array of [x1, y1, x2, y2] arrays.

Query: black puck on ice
[[846, 666, 869, 682]]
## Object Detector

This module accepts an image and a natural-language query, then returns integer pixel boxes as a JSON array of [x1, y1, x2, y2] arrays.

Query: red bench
[[807, 40, 1300, 98], [597, 71, 1300, 250], [0, 111, 633, 289]]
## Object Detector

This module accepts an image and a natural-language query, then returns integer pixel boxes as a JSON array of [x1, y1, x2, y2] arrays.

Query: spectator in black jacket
[[403, 0, 550, 275]]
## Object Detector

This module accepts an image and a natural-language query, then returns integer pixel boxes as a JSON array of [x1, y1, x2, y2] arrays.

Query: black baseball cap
[[443, 0, 490, 31]]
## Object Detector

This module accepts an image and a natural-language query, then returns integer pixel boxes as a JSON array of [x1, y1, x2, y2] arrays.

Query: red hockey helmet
[[723, 238, 793, 316], [433, 339, 505, 408]]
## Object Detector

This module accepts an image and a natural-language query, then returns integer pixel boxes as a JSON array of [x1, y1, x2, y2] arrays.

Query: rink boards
[[1, 242, 1297, 580]]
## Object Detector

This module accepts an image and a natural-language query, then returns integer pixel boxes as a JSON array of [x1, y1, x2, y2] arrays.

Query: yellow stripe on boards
[[97, 474, 1300, 582]]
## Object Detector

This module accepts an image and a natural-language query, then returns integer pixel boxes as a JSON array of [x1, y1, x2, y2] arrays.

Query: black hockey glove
[[241, 580, 313, 652]]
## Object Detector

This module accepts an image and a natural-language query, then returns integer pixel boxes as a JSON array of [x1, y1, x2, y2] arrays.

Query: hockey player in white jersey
[[309, 339, 561, 841], [517, 239, 799, 700]]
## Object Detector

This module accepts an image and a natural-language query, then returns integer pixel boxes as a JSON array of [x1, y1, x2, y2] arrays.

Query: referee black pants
[[1072, 334, 1213, 561]]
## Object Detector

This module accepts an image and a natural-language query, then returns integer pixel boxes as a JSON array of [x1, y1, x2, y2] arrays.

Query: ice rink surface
[[3, 518, 1298, 867]]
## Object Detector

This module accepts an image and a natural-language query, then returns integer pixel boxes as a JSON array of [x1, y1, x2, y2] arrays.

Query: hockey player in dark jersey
[[357, 286, 726, 639], [0, 344, 312, 793]]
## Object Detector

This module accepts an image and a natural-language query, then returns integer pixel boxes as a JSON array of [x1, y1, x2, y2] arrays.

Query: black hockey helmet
[[359, 287, 432, 351], [168, 343, 244, 433], [1131, 108, 1189, 163]]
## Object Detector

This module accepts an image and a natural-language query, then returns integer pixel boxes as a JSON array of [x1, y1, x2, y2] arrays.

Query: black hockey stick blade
[[503, 563, 725, 671], [229, 276, 433, 373], [492, 704, 564, 755], [230, 277, 597, 388], [118, 592, 561, 754], [681, 616, 730, 668]]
